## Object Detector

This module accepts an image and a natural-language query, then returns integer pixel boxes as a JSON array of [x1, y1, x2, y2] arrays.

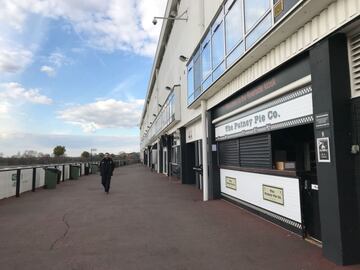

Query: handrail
[[0, 162, 96, 172], [0, 159, 138, 198]]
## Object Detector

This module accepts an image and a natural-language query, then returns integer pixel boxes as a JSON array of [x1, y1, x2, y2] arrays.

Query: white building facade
[[140, 0, 360, 265]]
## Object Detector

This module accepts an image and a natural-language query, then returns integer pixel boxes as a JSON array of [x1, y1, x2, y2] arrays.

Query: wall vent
[[349, 32, 360, 97]]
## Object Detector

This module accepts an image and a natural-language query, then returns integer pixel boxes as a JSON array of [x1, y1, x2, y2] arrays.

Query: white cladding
[[215, 87, 313, 140], [186, 120, 202, 143], [220, 169, 302, 223]]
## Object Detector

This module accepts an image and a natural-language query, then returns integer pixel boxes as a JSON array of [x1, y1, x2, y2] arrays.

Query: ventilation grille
[[349, 32, 360, 93]]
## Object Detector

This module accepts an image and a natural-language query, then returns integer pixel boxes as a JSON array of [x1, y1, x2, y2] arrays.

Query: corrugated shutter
[[349, 32, 360, 93], [218, 133, 272, 168], [218, 139, 240, 167], [239, 134, 272, 168]]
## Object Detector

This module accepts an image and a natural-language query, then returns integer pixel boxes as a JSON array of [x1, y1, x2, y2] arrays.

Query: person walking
[[99, 153, 115, 194]]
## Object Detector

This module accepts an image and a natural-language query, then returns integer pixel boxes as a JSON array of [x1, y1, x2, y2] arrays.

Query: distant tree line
[[0, 146, 140, 167]]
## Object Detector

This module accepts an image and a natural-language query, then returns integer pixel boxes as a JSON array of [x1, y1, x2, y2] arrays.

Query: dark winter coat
[[100, 158, 115, 176]]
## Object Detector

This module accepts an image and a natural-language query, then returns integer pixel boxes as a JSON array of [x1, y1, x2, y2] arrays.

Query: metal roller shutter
[[218, 133, 272, 168], [218, 139, 240, 167], [239, 133, 272, 168]]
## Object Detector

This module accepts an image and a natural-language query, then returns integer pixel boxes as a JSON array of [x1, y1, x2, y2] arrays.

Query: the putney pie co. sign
[[215, 87, 313, 140]]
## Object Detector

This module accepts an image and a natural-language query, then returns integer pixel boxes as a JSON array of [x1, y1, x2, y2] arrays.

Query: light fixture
[[158, 104, 162, 108], [165, 84, 181, 91], [152, 10, 188, 25], [153, 114, 157, 117], [179, 55, 189, 62]]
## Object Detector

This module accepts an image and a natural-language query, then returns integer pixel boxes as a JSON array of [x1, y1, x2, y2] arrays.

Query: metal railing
[[0, 159, 139, 200]]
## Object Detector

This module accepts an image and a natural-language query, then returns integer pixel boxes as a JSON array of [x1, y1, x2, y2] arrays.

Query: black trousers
[[101, 175, 112, 192]]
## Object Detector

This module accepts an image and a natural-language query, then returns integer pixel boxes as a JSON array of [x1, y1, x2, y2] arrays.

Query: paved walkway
[[0, 164, 359, 270]]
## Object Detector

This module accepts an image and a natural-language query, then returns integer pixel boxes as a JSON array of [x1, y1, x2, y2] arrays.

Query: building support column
[[180, 127, 194, 184], [147, 146, 151, 167], [207, 110, 221, 200], [157, 139, 161, 173], [310, 33, 360, 265], [201, 100, 209, 201]]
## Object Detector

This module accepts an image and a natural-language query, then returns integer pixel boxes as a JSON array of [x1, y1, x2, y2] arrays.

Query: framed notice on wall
[[317, 137, 331, 163]]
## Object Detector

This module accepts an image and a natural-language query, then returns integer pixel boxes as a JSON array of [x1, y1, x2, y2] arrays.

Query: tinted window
[[187, 63, 194, 104], [245, 13, 272, 49], [244, 0, 270, 33], [225, 0, 243, 54], [212, 20, 225, 68], [202, 33, 212, 80]]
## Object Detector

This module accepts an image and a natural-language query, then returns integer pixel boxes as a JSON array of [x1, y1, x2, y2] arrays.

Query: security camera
[[152, 18, 158, 25]]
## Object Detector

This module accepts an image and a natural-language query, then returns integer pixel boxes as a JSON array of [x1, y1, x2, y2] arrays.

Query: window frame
[[211, 9, 226, 73], [201, 32, 212, 83], [186, 0, 276, 106]]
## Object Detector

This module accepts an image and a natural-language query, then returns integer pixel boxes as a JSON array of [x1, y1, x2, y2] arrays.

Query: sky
[[0, 0, 167, 157]]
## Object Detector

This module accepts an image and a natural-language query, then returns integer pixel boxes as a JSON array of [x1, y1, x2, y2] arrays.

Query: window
[[187, 62, 194, 104], [244, 0, 270, 33], [194, 49, 202, 98], [171, 145, 181, 164], [187, 0, 279, 105], [212, 18, 225, 69], [225, 0, 243, 54], [202, 33, 212, 81], [245, 12, 272, 49]]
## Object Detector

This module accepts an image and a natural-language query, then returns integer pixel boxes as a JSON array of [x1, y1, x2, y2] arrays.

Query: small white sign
[[212, 144, 217, 151], [317, 137, 331, 163], [311, 184, 319, 191]]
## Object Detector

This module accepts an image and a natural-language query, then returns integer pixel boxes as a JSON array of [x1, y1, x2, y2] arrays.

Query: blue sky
[[0, 0, 166, 156]]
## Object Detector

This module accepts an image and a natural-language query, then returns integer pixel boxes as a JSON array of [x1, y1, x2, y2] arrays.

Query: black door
[[301, 141, 322, 242]]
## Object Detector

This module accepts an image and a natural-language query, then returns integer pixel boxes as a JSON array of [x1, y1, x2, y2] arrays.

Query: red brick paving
[[0, 164, 359, 270]]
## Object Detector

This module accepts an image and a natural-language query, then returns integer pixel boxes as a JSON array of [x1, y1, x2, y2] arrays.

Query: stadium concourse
[[0, 164, 359, 270]]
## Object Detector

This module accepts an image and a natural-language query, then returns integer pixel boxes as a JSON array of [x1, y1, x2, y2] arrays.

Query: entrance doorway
[[272, 124, 321, 242], [301, 139, 322, 242], [194, 140, 203, 190], [163, 147, 168, 175]]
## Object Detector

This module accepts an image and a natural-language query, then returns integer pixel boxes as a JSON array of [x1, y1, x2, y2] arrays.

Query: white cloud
[[58, 98, 144, 132], [0, 40, 33, 73], [0, 0, 167, 57], [0, 101, 10, 115], [48, 52, 71, 67], [40, 52, 72, 77], [40, 65, 56, 77], [0, 82, 53, 105]]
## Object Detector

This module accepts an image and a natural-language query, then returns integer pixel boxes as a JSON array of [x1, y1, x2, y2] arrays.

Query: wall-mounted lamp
[[158, 104, 162, 108], [153, 114, 157, 117], [165, 84, 181, 91], [179, 55, 189, 62], [152, 10, 188, 25]]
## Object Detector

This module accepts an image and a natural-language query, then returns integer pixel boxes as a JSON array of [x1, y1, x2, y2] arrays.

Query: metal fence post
[[55, 166, 60, 184], [32, 168, 36, 192], [15, 169, 21, 197]]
